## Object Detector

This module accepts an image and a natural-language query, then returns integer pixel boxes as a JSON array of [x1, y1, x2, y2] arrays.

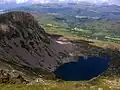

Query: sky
[[59, 0, 120, 5], [0, 0, 120, 5]]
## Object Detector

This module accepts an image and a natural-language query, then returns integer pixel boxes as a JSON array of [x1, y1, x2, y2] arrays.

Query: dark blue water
[[54, 56, 110, 81]]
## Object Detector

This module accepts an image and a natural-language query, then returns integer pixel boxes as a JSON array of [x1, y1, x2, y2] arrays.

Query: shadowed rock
[[0, 11, 68, 80]]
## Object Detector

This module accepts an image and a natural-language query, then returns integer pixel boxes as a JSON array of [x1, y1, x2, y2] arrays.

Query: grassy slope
[[10, 4, 120, 43], [0, 78, 117, 90], [33, 12, 120, 44]]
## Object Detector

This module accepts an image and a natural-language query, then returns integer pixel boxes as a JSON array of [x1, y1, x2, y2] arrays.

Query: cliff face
[[0, 11, 67, 76]]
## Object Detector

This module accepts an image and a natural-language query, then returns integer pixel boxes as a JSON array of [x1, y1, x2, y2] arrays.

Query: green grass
[[0, 76, 120, 90], [0, 79, 118, 90], [35, 12, 120, 44]]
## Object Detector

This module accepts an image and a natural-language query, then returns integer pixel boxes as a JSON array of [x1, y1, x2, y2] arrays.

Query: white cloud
[[0, 0, 120, 5], [16, 0, 28, 4]]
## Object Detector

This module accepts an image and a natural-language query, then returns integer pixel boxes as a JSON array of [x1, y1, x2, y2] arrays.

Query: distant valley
[[6, 3, 120, 44]]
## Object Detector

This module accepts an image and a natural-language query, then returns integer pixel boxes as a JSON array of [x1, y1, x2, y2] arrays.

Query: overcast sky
[[60, 0, 120, 5], [1, 0, 120, 5]]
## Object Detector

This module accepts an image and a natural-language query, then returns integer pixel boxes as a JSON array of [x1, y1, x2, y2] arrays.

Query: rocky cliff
[[0, 11, 68, 80]]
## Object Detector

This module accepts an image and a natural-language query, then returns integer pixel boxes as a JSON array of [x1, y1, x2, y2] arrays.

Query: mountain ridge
[[0, 11, 70, 81]]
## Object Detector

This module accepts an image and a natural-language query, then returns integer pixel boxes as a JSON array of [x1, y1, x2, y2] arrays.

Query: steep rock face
[[0, 11, 66, 75]]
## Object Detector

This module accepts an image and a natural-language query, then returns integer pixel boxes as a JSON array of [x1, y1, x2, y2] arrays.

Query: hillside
[[0, 11, 120, 89], [0, 11, 71, 82], [8, 3, 120, 44]]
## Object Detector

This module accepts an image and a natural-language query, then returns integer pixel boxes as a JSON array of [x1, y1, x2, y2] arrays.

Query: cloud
[[16, 0, 28, 4], [70, 0, 120, 5], [60, 0, 120, 5], [0, 0, 120, 5]]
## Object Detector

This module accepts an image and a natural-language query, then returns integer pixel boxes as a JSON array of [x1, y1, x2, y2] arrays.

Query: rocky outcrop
[[0, 69, 27, 84], [0, 11, 68, 80]]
